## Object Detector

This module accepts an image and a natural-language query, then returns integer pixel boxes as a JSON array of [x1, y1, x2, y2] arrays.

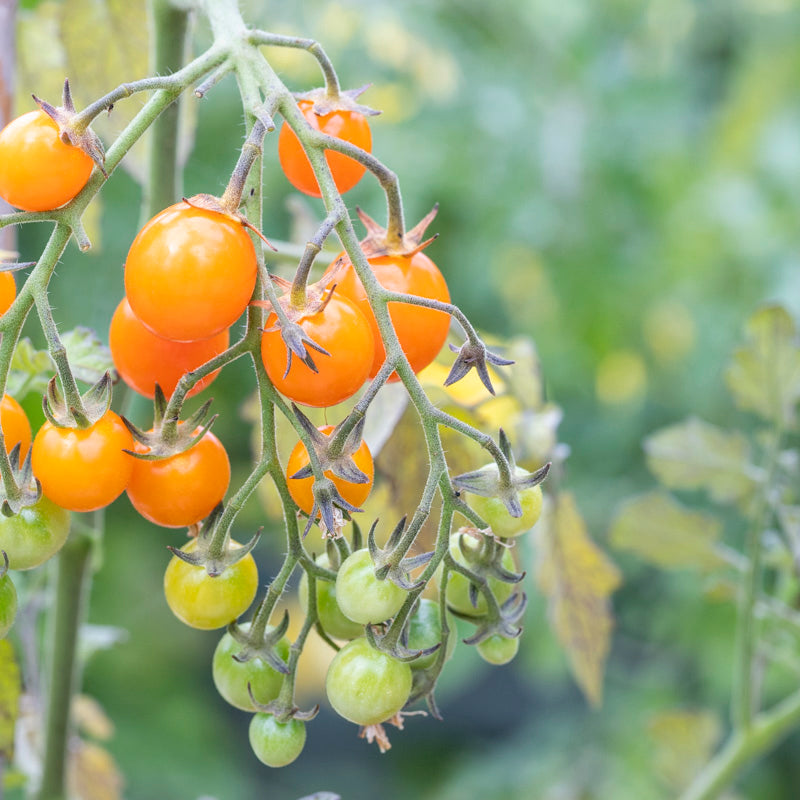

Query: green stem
[[37, 533, 93, 800]]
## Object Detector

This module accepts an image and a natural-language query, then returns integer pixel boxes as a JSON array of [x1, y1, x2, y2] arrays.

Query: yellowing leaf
[[648, 709, 722, 792], [0, 640, 21, 759], [536, 492, 621, 707], [644, 417, 757, 505], [68, 741, 124, 800], [72, 695, 114, 742], [725, 305, 800, 428], [609, 491, 727, 570]]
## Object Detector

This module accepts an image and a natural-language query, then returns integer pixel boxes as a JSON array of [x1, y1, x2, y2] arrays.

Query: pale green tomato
[[335, 548, 407, 625], [249, 714, 305, 767], [406, 598, 456, 671], [468, 479, 543, 538], [477, 634, 519, 665], [299, 553, 363, 640]]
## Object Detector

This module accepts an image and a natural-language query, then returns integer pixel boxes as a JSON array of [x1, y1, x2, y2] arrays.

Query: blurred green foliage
[[9, 0, 800, 797]]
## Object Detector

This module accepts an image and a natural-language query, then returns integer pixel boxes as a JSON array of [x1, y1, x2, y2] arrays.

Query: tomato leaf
[[68, 741, 124, 800], [644, 417, 758, 506], [0, 640, 21, 761], [62, 327, 115, 385], [6, 339, 54, 399], [535, 492, 621, 707], [725, 305, 800, 429], [609, 491, 728, 570]]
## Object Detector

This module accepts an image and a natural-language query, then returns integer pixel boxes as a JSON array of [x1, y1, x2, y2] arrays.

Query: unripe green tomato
[[441, 533, 515, 617], [406, 598, 456, 671], [0, 572, 17, 638], [299, 554, 363, 640], [477, 634, 520, 665], [467, 470, 543, 538], [335, 548, 407, 625], [212, 623, 290, 711], [248, 713, 306, 768], [0, 497, 70, 570], [326, 637, 412, 726]]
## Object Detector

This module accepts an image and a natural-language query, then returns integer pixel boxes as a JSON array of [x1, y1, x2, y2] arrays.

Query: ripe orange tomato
[[0, 395, 31, 460], [0, 110, 94, 211], [125, 202, 257, 342], [278, 100, 371, 198], [109, 297, 229, 400], [328, 251, 450, 381], [286, 425, 374, 515], [31, 410, 134, 512], [260, 295, 374, 408], [0, 273, 15, 316], [127, 430, 230, 528]]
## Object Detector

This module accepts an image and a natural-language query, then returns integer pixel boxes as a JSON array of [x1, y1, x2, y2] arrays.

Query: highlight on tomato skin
[[0, 110, 94, 212], [109, 297, 229, 400]]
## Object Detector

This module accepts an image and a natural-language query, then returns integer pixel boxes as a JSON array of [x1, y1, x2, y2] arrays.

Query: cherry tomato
[[335, 548, 407, 625], [110, 297, 229, 399], [477, 634, 519, 665], [164, 538, 258, 630], [32, 411, 134, 512], [286, 425, 374, 516], [0, 497, 70, 570], [440, 533, 515, 617], [278, 100, 371, 198], [467, 477, 543, 539], [406, 598, 456, 671], [327, 251, 450, 380], [0, 273, 15, 317], [212, 623, 290, 711], [0, 571, 16, 638], [0, 395, 31, 460], [299, 553, 363, 641], [127, 430, 230, 528], [249, 714, 306, 768], [325, 637, 412, 726], [260, 295, 374, 408], [125, 201, 257, 342], [0, 110, 94, 211]]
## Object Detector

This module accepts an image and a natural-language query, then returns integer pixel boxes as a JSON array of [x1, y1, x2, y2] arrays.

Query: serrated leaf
[[609, 491, 727, 571], [6, 338, 54, 399], [725, 305, 800, 428], [648, 709, 722, 792], [62, 328, 114, 385], [0, 640, 21, 760], [644, 417, 758, 505], [536, 492, 621, 707]]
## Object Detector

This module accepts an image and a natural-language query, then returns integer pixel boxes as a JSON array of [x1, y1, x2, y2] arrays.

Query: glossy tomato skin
[[0, 497, 70, 570], [278, 100, 371, 198], [127, 430, 230, 528], [299, 553, 363, 641], [125, 202, 257, 342], [0, 395, 31, 460], [260, 295, 374, 408], [110, 297, 229, 399], [329, 251, 450, 380], [325, 637, 412, 726], [212, 623, 290, 711], [32, 411, 134, 512], [249, 714, 306, 768], [0, 573, 17, 638], [406, 598, 456, 671], [164, 538, 258, 630], [336, 548, 407, 625], [467, 481, 543, 539], [477, 634, 519, 665], [0, 273, 15, 317], [0, 111, 94, 211], [286, 425, 374, 515]]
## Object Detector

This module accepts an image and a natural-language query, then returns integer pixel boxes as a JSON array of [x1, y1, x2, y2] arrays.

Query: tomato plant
[[249, 714, 306, 768], [278, 99, 371, 198], [0, 394, 31, 459], [335, 548, 407, 625], [0, 497, 70, 570]]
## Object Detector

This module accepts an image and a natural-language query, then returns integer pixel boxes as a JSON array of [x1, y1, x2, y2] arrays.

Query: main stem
[[37, 534, 93, 800]]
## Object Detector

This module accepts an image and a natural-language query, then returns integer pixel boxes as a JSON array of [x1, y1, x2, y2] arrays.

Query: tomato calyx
[[181, 192, 276, 252], [367, 516, 433, 592], [354, 205, 439, 260], [456, 590, 527, 647], [294, 84, 380, 120], [0, 441, 42, 516], [225, 610, 291, 677], [445, 339, 514, 397], [33, 78, 107, 178], [43, 371, 112, 429]]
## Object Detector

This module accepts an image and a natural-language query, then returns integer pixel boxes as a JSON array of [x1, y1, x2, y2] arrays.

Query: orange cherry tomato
[[127, 430, 231, 528], [260, 295, 374, 408], [286, 425, 374, 515], [327, 251, 450, 381], [124, 202, 257, 342], [278, 100, 371, 198], [0, 110, 94, 212], [109, 297, 229, 400], [0, 395, 31, 460], [31, 410, 134, 512], [0, 273, 15, 316]]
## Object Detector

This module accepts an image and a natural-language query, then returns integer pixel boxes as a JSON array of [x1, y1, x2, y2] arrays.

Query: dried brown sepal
[[182, 193, 276, 251], [33, 79, 107, 177], [296, 84, 381, 118], [353, 206, 440, 260]]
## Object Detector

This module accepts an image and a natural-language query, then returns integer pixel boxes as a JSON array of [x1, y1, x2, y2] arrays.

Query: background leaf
[[62, 327, 115, 385], [0, 640, 21, 761]]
